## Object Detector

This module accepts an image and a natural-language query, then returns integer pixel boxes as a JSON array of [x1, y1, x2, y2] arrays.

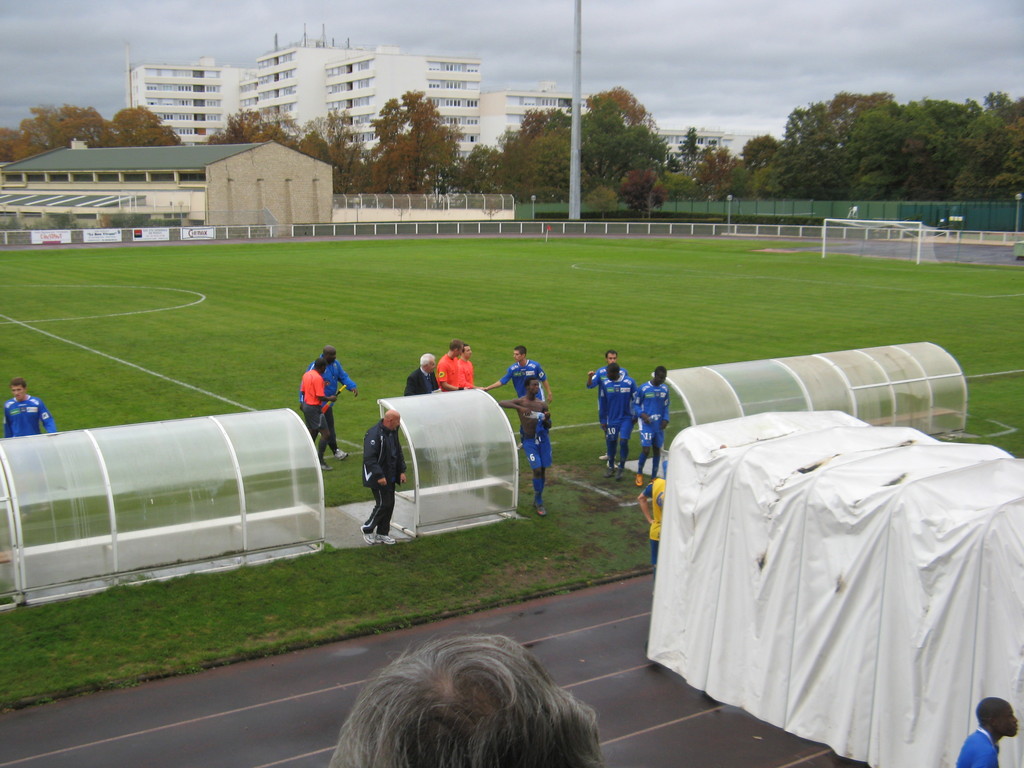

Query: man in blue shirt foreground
[[956, 697, 1018, 768], [598, 362, 636, 480], [634, 366, 670, 486], [4, 377, 57, 438]]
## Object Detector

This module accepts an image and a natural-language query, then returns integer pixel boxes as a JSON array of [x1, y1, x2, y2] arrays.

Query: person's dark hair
[[605, 362, 620, 379], [450, 338, 464, 352], [313, 357, 327, 372], [654, 365, 667, 377], [9, 377, 27, 388], [330, 634, 604, 768], [514, 345, 527, 355], [978, 697, 1013, 725], [604, 349, 617, 358]]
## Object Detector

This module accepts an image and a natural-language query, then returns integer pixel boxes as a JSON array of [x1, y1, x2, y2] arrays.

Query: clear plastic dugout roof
[[0, 409, 324, 606], [378, 389, 519, 536], [666, 342, 965, 435]]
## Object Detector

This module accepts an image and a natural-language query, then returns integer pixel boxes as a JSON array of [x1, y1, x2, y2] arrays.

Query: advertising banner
[[30, 230, 72, 245], [132, 228, 170, 242], [180, 227, 216, 240], [83, 229, 122, 243]]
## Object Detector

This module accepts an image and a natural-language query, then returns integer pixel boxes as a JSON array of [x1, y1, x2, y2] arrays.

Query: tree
[[107, 107, 181, 147], [619, 170, 666, 217], [368, 91, 461, 193], [207, 110, 300, 147], [676, 128, 702, 177], [773, 92, 894, 198], [584, 185, 619, 218], [297, 112, 367, 193], [741, 135, 779, 172], [661, 172, 700, 203], [498, 109, 571, 200], [694, 148, 741, 199], [0, 127, 21, 162], [18, 105, 109, 155], [581, 89, 667, 191], [452, 145, 503, 193]]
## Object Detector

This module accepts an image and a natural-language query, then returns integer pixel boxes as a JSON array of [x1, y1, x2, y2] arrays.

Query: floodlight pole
[[568, 0, 582, 221], [1016, 192, 1022, 233], [726, 194, 733, 232], [531, 194, 537, 220]]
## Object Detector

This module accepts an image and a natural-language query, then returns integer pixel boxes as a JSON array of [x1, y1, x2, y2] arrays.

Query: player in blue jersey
[[4, 378, 57, 438], [586, 350, 627, 460], [598, 363, 637, 480], [482, 345, 552, 402], [301, 345, 358, 460], [634, 366, 670, 486], [498, 377, 552, 516]]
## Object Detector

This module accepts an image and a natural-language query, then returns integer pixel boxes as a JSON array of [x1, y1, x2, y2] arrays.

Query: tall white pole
[[568, 0, 582, 220]]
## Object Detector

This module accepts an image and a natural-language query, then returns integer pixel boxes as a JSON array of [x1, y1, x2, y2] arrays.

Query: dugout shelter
[[665, 341, 965, 436], [377, 389, 519, 536], [648, 410, 1024, 768], [0, 409, 324, 606]]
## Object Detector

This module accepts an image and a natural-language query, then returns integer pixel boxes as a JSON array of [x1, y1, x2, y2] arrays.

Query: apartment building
[[129, 57, 249, 144], [478, 82, 577, 146], [236, 36, 482, 155], [659, 126, 759, 157]]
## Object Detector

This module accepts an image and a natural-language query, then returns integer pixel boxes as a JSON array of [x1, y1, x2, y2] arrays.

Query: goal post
[[821, 219, 937, 264]]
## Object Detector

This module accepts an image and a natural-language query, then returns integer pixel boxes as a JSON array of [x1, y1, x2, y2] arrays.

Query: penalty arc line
[[0, 312, 255, 412]]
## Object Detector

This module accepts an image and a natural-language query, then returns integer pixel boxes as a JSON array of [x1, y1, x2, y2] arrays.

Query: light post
[[531, 194, 536, 221], [726, 194, 733, 232], [1016, 192, 1022, 233]]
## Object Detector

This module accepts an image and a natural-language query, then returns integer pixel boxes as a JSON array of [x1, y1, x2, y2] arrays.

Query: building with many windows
[[129, 57, 249, 144]]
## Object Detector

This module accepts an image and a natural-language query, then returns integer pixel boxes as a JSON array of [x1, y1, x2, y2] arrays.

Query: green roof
[[3, 144, 264, 172]]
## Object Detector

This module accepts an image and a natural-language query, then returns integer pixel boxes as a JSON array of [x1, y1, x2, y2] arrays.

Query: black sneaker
[[615, 466, 624, 480], [603, 466, 614, 478]]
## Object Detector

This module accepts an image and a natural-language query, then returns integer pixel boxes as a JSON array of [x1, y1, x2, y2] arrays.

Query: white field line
[[1, 312, 255, 412], [570, 262, 1024, 299], [0, 285, 207, 324]]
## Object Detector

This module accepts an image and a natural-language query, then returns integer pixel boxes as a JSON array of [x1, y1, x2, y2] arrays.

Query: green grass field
[[1, 236, 1022, 706]]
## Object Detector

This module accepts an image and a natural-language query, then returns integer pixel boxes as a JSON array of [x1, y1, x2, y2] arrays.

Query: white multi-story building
[[658, 126, 760, 158], [242, 37, 481, 154], [129, 57, 249, 144], [478, 82, 577, 147]]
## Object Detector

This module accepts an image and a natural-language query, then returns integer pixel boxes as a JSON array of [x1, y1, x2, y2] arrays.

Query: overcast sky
[[2, 0, 1021, 138]]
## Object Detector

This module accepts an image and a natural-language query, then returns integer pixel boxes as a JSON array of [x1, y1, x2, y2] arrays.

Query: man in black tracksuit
[[361, 409, 407, 545]]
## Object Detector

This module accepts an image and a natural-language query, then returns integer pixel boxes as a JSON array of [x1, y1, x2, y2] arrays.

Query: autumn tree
[[620, 170, 667, 217], [451, 145, 503, 193], [582, 89, 667, 191], [368, 92, 461, 193], [107, 107, 181, 147], [0, 127, 21, 162], [207, 110, 300, 147], [694, 148, 742, 198], [297, 112, 367, 192], [18, 105, 109, 156], [498, 109, 571, 201]]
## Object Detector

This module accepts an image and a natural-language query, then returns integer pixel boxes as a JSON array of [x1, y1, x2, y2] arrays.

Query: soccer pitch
[[2, 236, 1023, 508]]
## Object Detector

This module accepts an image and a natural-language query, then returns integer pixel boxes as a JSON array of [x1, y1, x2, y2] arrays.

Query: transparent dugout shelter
[[378, 389, 519, 536], [666, 342, 966, 435], [0, 409, 324, 606]]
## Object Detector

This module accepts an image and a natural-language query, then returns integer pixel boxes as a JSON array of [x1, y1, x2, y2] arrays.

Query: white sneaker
[[378, 534, 397, 545], [334, 450, 349, 460], [363, 533, 380, 545]]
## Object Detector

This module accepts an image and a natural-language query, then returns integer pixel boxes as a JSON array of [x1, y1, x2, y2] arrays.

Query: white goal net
[[821, 219, 939, 264]]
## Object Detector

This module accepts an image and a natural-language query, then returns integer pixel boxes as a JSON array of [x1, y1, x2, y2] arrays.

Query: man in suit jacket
[[404, 353, 439, 396]]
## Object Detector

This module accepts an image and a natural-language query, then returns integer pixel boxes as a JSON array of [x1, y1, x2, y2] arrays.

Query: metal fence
[[334, 193, 516, 211], [2, 220, 1021, 247]]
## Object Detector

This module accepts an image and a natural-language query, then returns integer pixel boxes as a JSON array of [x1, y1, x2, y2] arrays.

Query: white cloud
[[1, 0, 1020, 137]]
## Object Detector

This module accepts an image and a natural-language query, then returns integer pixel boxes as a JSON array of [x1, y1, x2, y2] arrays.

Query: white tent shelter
[[648, 411, 1024, 768], [378, 390, 519, 536]]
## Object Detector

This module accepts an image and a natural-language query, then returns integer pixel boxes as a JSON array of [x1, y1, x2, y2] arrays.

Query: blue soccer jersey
[[4, 396, 57, 438], [598, 374, 637, 425], [500, 360, 547, 398], [635, 381, 670, 426]]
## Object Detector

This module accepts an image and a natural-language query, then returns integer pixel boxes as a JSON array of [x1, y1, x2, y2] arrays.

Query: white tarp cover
[[648, 411, 1024, 768]]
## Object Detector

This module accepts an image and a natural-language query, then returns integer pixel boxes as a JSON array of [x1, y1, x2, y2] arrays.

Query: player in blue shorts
[[586, 349, 627, 461], [482, 345, 552, 402], [634, 366, 670, 486], [498, 377, 551, 516], [598, 362, 637, 480]]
